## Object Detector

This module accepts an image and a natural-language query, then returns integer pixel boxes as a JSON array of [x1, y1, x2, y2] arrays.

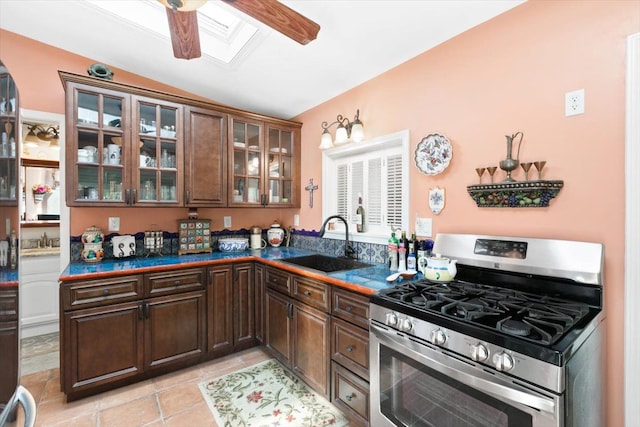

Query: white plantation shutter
[[336, 163, 348, 219], [386, 154, 403, 229], [322, 130, 409, 243], [367, 157, 383, 226]]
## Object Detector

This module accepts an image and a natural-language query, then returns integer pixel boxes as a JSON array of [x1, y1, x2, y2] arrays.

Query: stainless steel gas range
[[369, 233, 604, 427]]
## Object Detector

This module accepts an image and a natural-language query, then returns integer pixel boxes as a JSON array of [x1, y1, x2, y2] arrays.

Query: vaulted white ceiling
[[0, 0, 524, 119]]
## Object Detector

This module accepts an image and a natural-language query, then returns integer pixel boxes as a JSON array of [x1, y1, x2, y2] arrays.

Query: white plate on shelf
[[269, 147, 287, 153], [248, 145, 259, 150], [234, 142, 246, 148], [414, 133, 452, 175]]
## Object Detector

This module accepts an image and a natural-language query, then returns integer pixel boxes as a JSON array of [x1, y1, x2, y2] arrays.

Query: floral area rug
[[198, 359, 349, 427]]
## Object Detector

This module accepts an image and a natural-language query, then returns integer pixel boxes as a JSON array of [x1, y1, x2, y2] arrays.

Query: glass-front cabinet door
[[266, 124, 296, 207], [69, 86, 129, 206], [229, 116, 263, 206], [133, 96, 182, 206], [0, 66, 18, 206], [229, 116, 299, 207]]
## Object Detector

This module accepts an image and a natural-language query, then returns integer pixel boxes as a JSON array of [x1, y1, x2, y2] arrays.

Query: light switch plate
[[223, 216, 232, 228], [415, 217, 432, 237]]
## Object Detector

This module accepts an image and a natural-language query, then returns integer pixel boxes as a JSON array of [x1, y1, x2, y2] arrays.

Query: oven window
[[379, 345, 532, 427]]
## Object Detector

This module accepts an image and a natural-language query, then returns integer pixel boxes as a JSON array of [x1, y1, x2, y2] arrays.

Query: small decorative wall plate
[[429, 186, 445, 215], [415, 133, 452, 175]]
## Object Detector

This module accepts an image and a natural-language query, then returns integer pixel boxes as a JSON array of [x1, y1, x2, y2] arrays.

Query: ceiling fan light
[[158, 0, 206, 11]]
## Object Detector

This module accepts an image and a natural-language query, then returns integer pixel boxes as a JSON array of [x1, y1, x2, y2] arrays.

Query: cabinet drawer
[[332, 288, 369, 329], [0, 289, 18, 321], [62, 275, 143, 311], [332, 317, 369, 380], [145, 268, 205, 297], [331, 361, 369, 424], [265, 267, 291, 295], [293, 276, 330, 311]]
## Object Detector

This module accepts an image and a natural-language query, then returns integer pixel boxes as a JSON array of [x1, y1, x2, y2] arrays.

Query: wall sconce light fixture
[[24, 124, 60, 149], [319, 109, 364, 149]]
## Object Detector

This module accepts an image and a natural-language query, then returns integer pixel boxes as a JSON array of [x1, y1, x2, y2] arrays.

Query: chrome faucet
[[319, 215, 355, 259]]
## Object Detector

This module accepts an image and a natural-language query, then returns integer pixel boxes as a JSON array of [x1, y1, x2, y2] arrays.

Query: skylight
[[87, 0, 257, 64]]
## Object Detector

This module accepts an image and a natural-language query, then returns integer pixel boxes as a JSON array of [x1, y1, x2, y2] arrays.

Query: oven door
[[370, 322, 561, 427]]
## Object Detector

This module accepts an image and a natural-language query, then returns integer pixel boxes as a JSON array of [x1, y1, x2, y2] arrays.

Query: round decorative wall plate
[[414, 133, 452, 175]]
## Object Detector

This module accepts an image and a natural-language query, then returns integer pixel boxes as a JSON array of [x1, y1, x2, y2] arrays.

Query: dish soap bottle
[[388, 231, 398, 271]]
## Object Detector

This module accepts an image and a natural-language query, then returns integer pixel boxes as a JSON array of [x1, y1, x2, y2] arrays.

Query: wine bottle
[[355, 193, 365, 232], [398, 231, 407, 272]]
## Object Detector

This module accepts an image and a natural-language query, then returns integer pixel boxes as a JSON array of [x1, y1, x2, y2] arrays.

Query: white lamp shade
[[350, 123, 364, 142], [335, 126, 349, 144], [319, 131, 333, 149]]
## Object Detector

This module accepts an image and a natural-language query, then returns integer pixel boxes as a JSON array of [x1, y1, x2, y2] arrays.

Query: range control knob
[[493, 352, 514, 372], [399, 318, 413, 332], [470, 343, 489, 362], [385, 312, 398, 327], [429, 329, 447, 346]]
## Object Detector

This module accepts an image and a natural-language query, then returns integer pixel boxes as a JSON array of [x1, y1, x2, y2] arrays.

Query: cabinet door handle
[[125, 188, 131, 205], [132, 188, 137, 205], [345, 393, 356, 402], [303, 290, 311, 296], [346, 345, 354, 353], [287, 303, 293, 319], [174, 280, 181, 286], [138, 304, 143, 320], [185, 190, 190, 204], [144, 302, 149, 319]]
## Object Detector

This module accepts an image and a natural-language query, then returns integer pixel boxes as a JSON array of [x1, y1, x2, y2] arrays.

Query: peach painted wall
[[294, 1, 639, 426], [0, 29, 299, 235]]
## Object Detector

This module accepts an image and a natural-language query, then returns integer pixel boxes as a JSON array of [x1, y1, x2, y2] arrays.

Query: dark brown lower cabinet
[[63, 301, 144, 396], [265, 276, 330, 398], [60, 270, 206, 400], [206, 263, 256, 358], [0, 287, 19, 413], [254, 263, 265, 343]]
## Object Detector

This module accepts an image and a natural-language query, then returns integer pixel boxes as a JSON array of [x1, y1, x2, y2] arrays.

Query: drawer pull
[[345, 393, 356, 402], [346, 304, 354, 312], [303, 290, 312, 296], [174, 280, 181, 285], [346, 345, 354, 353], [103, 289, 110, 295]]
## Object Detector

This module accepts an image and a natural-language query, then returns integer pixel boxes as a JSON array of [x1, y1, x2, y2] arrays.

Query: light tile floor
[[14, 335, 356, 427]]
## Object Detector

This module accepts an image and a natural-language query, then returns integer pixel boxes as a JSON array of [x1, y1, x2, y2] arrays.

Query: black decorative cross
[[305, 178, 319, 208]]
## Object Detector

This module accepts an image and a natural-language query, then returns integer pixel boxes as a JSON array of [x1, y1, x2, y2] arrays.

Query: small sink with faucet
[[280, 215, 372, 273], [281, 254, 372, 273]]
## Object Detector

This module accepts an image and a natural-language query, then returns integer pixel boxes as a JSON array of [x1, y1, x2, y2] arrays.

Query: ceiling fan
[[159, 0, 321, 60]]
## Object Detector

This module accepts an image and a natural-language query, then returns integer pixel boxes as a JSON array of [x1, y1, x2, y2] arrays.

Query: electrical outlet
[[108, 217, 120, 232], [565, 89, 585, 116], [293, 214, 300, 227], [223, 216, 232, 228]]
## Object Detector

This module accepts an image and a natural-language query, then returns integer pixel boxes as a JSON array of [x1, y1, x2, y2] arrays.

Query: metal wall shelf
[[467, 180, 564, 207]]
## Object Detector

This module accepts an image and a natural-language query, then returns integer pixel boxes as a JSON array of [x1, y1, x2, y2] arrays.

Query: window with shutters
[[322, 130, 410, 244]]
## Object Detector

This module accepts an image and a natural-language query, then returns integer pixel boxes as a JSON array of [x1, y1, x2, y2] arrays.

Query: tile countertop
[[0, 269, 19, 287], [59, 247, 418, 296]]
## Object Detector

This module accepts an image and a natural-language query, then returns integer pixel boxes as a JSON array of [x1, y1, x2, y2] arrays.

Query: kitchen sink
[[280, 254, 372, 273]]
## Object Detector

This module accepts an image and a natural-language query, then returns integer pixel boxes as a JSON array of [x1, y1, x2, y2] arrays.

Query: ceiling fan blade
[[221, 0, 320, 45], [166, 9, 202, 59]]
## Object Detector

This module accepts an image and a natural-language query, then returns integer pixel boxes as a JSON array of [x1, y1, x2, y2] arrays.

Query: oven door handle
[[371, 323, 557, 415]]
